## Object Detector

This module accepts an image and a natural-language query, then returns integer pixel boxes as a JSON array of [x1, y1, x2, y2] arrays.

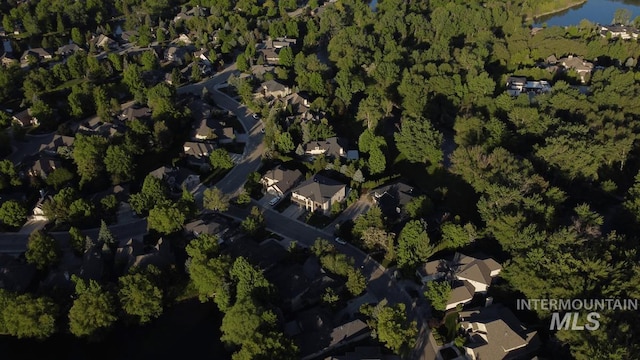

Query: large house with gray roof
[[291, 174, 346, 215], [418, 253, 502, 310], [260, 165, 303, 196], [459, 304, 540, 360]]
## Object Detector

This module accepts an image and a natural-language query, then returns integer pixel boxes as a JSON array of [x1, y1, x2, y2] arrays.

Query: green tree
[[440, 222, 477, 249], [278, 46, 294, 67], [0, 200, 27, 228], [396, 220, 433, 269], [69, 276, 117, 338], [148, 202, 186, 235], [404, 195, 433, 219], [0, 290, 57, 339], [277, 131, 295, 153], [353, 206, 384, 238], [118, 269, 163, 324], [73, 134, 108, 187], [45, 167, 74, 190], [129, 175, 168, 215], [236, 53, 249, 72], [68, 226, 86, 255], [210, 149, 234, 170], [105, 145, 135, 184], [0, 160, 21, 189], [423, 281, 451, 311], [368, 145, 386, 175], [362, 302, 417, 355], [97, 220, 116, 247], [71, 27, 84, 45], [346, 269, 367, 296], [203, 187, 229, 212], [25, 230, 60, 270], [394, 117, 443, 165], [241, 206, 265, 236]]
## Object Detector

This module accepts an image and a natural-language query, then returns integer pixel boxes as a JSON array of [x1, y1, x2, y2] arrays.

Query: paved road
[[178, 64, 264, 199]]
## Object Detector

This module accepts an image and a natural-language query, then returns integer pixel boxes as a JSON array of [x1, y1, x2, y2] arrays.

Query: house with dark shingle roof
[[291, 174, 346, 215], [459, 304, 540, 360], [260, 165, 303, 196], [304, 137, 350, 159], [418, 253, 502, 310], [261, 80, 291, 98], [56, 43, 83, 57], [39, 135, 74, 156], [12, 109, 38, 127], [371, 181, 420, 221], [27, 157, 60, 178], [183, 141, 216, 168]]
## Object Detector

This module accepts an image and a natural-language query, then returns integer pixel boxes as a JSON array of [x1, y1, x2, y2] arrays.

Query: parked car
[[334, 237, 347, 245], [269, 196, 281, 206], [252, 113, 260, 120]]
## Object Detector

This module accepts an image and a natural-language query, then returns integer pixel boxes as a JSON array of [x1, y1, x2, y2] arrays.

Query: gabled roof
[[56, 43, 82, 55], [262, 165, 303, 194], [448, 280, 476, 306], [183, 141, 215, 158], [304, 137, 348, 158], [29, 157, 60, 176], [21, 48, 51, 61], [460, 304, 539, 359], [39, 135, 74, 153], [12, 109, 36, 127], [119, 105, 152, 122], [372, 181, 418, 220], [292, 174, 345, 204], [184, 219, 224, 236], [262, 79, 288, 93]]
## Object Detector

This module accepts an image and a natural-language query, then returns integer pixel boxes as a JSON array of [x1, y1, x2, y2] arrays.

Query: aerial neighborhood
[[0, 0, 639, 359]]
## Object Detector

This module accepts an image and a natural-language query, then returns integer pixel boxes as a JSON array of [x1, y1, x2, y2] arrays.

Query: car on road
[[334, 237, 347, 245], [269, 196, 281, 206]]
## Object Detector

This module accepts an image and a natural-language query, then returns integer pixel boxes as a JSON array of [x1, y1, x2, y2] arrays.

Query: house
[[183, 141, 216, 168], [39, 135, 75, 155], [417, 253, 502, 310], [20, 48, 52, 65], [0, 53, 17, 67], [260, 165, 303, 196], [258, 48, 280, 65], [119, 30, 138, 43], [164, 46, 194, 65], [261, 80, 291, 99], [12, 109, 38, 127], [557, 55, 594, 83], [505, 76, 551, 96], [78, 118, 121, 137], [55, 43, 82, 57], [171, 33, 194, 46], [92, 34, 118, 51], [291, 174, 346, 215], [371, 181, 420, 221], [600, 24, 640, 40], [304, 137, 349, 159], [265, 37, 298, 49], [288, 306, 370, 360], [119, 238, 175, 273], [149, 166, 200, 192], [251, 65, 275, 77], [118, 104, 152, 123], [115, 238, 145, 275], [273, 92, 311, 116], [192, 118, 235, 143], [173, 7, 208, 23], [459, 304, 540, 360], [28, 157, 61, 178], [80, 243, 105, 281], [184, 219, 226, 238]]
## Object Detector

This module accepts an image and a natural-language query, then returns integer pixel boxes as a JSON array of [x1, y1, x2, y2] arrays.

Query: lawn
[[303, 211, 334, 228], [442, 310, 461, 343]]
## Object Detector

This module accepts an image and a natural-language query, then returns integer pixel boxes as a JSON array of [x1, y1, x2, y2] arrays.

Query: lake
[[0, 299, 231, 360], [534, 0, 640, 27]]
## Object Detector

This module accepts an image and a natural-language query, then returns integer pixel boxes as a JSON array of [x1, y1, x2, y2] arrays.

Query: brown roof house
[[261, 80, 291, 99], [260, 165, 303, 196], [27, 157, 61, 179], [12, 109, 38, 127], [149, 166, 201, 192], [291, 174, 346, 215], [304, 137, 350, 159], [20, 48, 52, 66], [558, 55, 594, 83], [39, 135, 74, 156], [183, 141, 216, 169], [459, 304, 540, 360], [55, 43, 83, 57], [417, 253, 502, 310]]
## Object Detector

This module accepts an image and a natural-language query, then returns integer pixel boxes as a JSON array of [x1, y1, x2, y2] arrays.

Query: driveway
[[324, 194, 373, 232], [281, 204, 305, 219]]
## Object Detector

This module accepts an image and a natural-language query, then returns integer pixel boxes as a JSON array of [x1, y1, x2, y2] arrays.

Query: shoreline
[[526, 0, 588, 22]]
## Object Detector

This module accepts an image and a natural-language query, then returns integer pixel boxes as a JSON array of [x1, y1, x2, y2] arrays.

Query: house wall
[[456, 277, 488, 293], [446, 298, 472, 311]]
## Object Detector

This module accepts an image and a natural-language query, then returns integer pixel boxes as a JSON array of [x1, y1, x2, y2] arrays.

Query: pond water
[[0, 299, 230, 360], [534, 0, 640, 27]]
